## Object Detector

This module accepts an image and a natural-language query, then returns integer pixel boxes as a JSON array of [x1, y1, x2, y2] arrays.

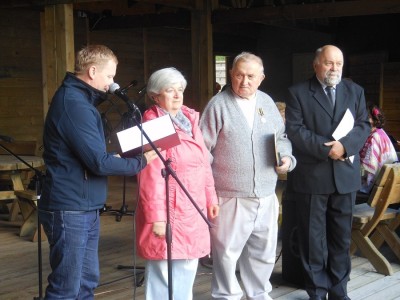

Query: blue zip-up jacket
[[39, 72, 147, 211]]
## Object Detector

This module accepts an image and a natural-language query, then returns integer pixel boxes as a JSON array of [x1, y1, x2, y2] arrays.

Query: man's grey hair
[[232, 52, 264, 74]]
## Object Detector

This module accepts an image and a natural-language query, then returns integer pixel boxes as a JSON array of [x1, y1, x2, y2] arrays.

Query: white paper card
[[332, 109, 354, 140], [332, 108, 355, 163], [116, 114, 180, 156]]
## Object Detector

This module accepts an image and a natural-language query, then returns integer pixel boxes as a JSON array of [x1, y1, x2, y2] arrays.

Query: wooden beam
[[0, 0, 195, 11], [41, 4, 75, 114], [135, 0, 195, 10], [213, 0, 400, 24], [74, 1, 181, 16], [191, 0, 213, 111], [88, 11, 190, 31], [0, 0, 113, 9]]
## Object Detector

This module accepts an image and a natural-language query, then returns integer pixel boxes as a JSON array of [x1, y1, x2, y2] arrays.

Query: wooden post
[[191, 0, 214, 112], [41, 4, 75, 116]]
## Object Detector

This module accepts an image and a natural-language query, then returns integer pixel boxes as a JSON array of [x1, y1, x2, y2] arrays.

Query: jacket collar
[[310, 76, 348, 120], [63, 72, 108, 107], [146, 104, 199, 138]]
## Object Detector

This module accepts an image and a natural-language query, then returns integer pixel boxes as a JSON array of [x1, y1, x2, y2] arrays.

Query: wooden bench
[[0, 141, 38, 220], [350, 163, 400, 275], [14, 189, 46, 242]]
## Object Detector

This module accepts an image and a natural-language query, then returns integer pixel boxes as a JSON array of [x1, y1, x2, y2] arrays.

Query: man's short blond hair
[[75, 45, 118, 75]]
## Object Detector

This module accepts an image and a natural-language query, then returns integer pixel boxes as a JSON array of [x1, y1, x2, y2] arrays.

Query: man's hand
[[275, 156, 291, 174], [143, 149, 159, 164], [152, 221, 166, 238], [324, 140, 346, 161]]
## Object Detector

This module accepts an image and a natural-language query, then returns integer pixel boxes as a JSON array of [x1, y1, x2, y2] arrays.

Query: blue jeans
[[39, 209, 100, 300]]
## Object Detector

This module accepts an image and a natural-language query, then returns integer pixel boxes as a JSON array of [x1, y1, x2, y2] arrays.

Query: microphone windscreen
[[109, 83, 120, 94]]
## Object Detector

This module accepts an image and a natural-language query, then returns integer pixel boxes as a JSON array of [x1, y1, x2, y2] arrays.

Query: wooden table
[[0, 155, 44, 229]]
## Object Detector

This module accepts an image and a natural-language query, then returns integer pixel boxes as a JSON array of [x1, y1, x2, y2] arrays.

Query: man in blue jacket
[[39, 45, 157, 299]]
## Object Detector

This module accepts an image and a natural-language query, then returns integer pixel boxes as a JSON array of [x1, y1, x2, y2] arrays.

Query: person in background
[[286, 45, 370, 300], [274, 101, 288, 226], [39, 45, 158, 299], [135, 67, 219, 300], [200, 52, 296, 300], [215, 81, 222, 94], [359, 103, 398, 193], [275, 101, 286, 123]]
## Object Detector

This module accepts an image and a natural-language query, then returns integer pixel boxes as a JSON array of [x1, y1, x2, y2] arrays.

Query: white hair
[[146, 67, 187, 98]]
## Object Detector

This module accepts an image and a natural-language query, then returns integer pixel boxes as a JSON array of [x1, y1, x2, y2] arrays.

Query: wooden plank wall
[[347, 51, 387, 106], [0, 9, 44, 148], [381, 62, 400, 141], [1, 7, 399, 165], [144, 27, 193, 107], [347, 53, 400, 142], [87, 26, 192, 155]]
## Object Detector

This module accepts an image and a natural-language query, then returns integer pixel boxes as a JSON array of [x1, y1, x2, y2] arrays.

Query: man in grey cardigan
[[200, 52, 296, 300]]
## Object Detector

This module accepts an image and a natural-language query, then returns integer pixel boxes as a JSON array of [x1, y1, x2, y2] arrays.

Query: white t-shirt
[[235, 94, 257, 129]]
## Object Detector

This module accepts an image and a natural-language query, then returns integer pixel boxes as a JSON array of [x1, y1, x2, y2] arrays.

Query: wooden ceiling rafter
[[2, 0, 400, 31], [0, 0, 113, 9], [212, 0, 400, 24], [87, 10, 191, 31]]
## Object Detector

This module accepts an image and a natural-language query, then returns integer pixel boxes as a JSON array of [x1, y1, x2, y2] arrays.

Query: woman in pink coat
[[135, 67, 219, 300]]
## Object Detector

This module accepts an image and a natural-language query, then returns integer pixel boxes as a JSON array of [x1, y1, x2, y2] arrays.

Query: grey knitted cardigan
[[199, 88, 296, 198]]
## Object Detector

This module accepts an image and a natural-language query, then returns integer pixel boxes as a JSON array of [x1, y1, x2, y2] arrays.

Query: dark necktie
[[325, 86, 335, 108]]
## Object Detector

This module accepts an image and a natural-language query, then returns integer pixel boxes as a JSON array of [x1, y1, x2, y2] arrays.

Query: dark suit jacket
[[286, 76, 370, 195]]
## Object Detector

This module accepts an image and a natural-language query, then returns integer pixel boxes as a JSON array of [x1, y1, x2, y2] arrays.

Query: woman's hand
[[152, 221, 166, 238]]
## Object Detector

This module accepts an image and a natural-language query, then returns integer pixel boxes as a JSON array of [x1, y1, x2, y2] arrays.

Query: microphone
[[0, 135, 13, 143], [109, 82, 130, 101], [138, 84, 147, 96], [120, 80, 138, 93], [109, 83, 140, 114]]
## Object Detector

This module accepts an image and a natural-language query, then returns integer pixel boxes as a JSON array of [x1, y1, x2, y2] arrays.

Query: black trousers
[[296, 192, 356, 299]]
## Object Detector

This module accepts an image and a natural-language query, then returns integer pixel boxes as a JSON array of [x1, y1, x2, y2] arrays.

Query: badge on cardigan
[[258, 108, 266, 123]]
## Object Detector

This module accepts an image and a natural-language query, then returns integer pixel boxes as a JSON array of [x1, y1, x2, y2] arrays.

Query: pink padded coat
[[135, 105, 218, 260]]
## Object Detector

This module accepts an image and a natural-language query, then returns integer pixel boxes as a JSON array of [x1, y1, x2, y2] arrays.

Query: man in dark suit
[[285, 45, 370, 300]]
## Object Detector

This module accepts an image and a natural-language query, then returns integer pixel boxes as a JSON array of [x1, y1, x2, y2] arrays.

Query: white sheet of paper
[[332, 108, 355, 163], [117, 114, 180, 155], [332, 109, 354, 140]]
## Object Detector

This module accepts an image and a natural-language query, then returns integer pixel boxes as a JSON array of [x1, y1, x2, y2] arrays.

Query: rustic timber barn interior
[[1, 1, 400, 299], [0, 0, 399, 187]]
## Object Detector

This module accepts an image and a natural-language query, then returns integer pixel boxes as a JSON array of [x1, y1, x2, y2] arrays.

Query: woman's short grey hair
[[146, 67, 187, 98]]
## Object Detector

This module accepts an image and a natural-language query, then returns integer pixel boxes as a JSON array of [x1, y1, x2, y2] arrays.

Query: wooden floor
[[1, 178, 400, 300]]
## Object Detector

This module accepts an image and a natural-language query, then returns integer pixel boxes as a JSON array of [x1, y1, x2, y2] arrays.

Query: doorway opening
[[215, 55, 227, 93]]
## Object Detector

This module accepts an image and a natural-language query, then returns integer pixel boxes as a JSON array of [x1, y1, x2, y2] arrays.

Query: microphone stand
[[122, 98, 212, 300], [0, 142, 44, 300], [100, 113, 135, 222], [100, 82, 139, 221]]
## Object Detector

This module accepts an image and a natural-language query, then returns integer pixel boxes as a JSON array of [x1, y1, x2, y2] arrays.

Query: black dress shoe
[[328, 296, 351, 300], [309, 296, 327, 300]]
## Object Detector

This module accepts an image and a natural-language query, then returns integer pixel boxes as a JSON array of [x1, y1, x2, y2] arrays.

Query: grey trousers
[[211, 195, 279, 300]]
